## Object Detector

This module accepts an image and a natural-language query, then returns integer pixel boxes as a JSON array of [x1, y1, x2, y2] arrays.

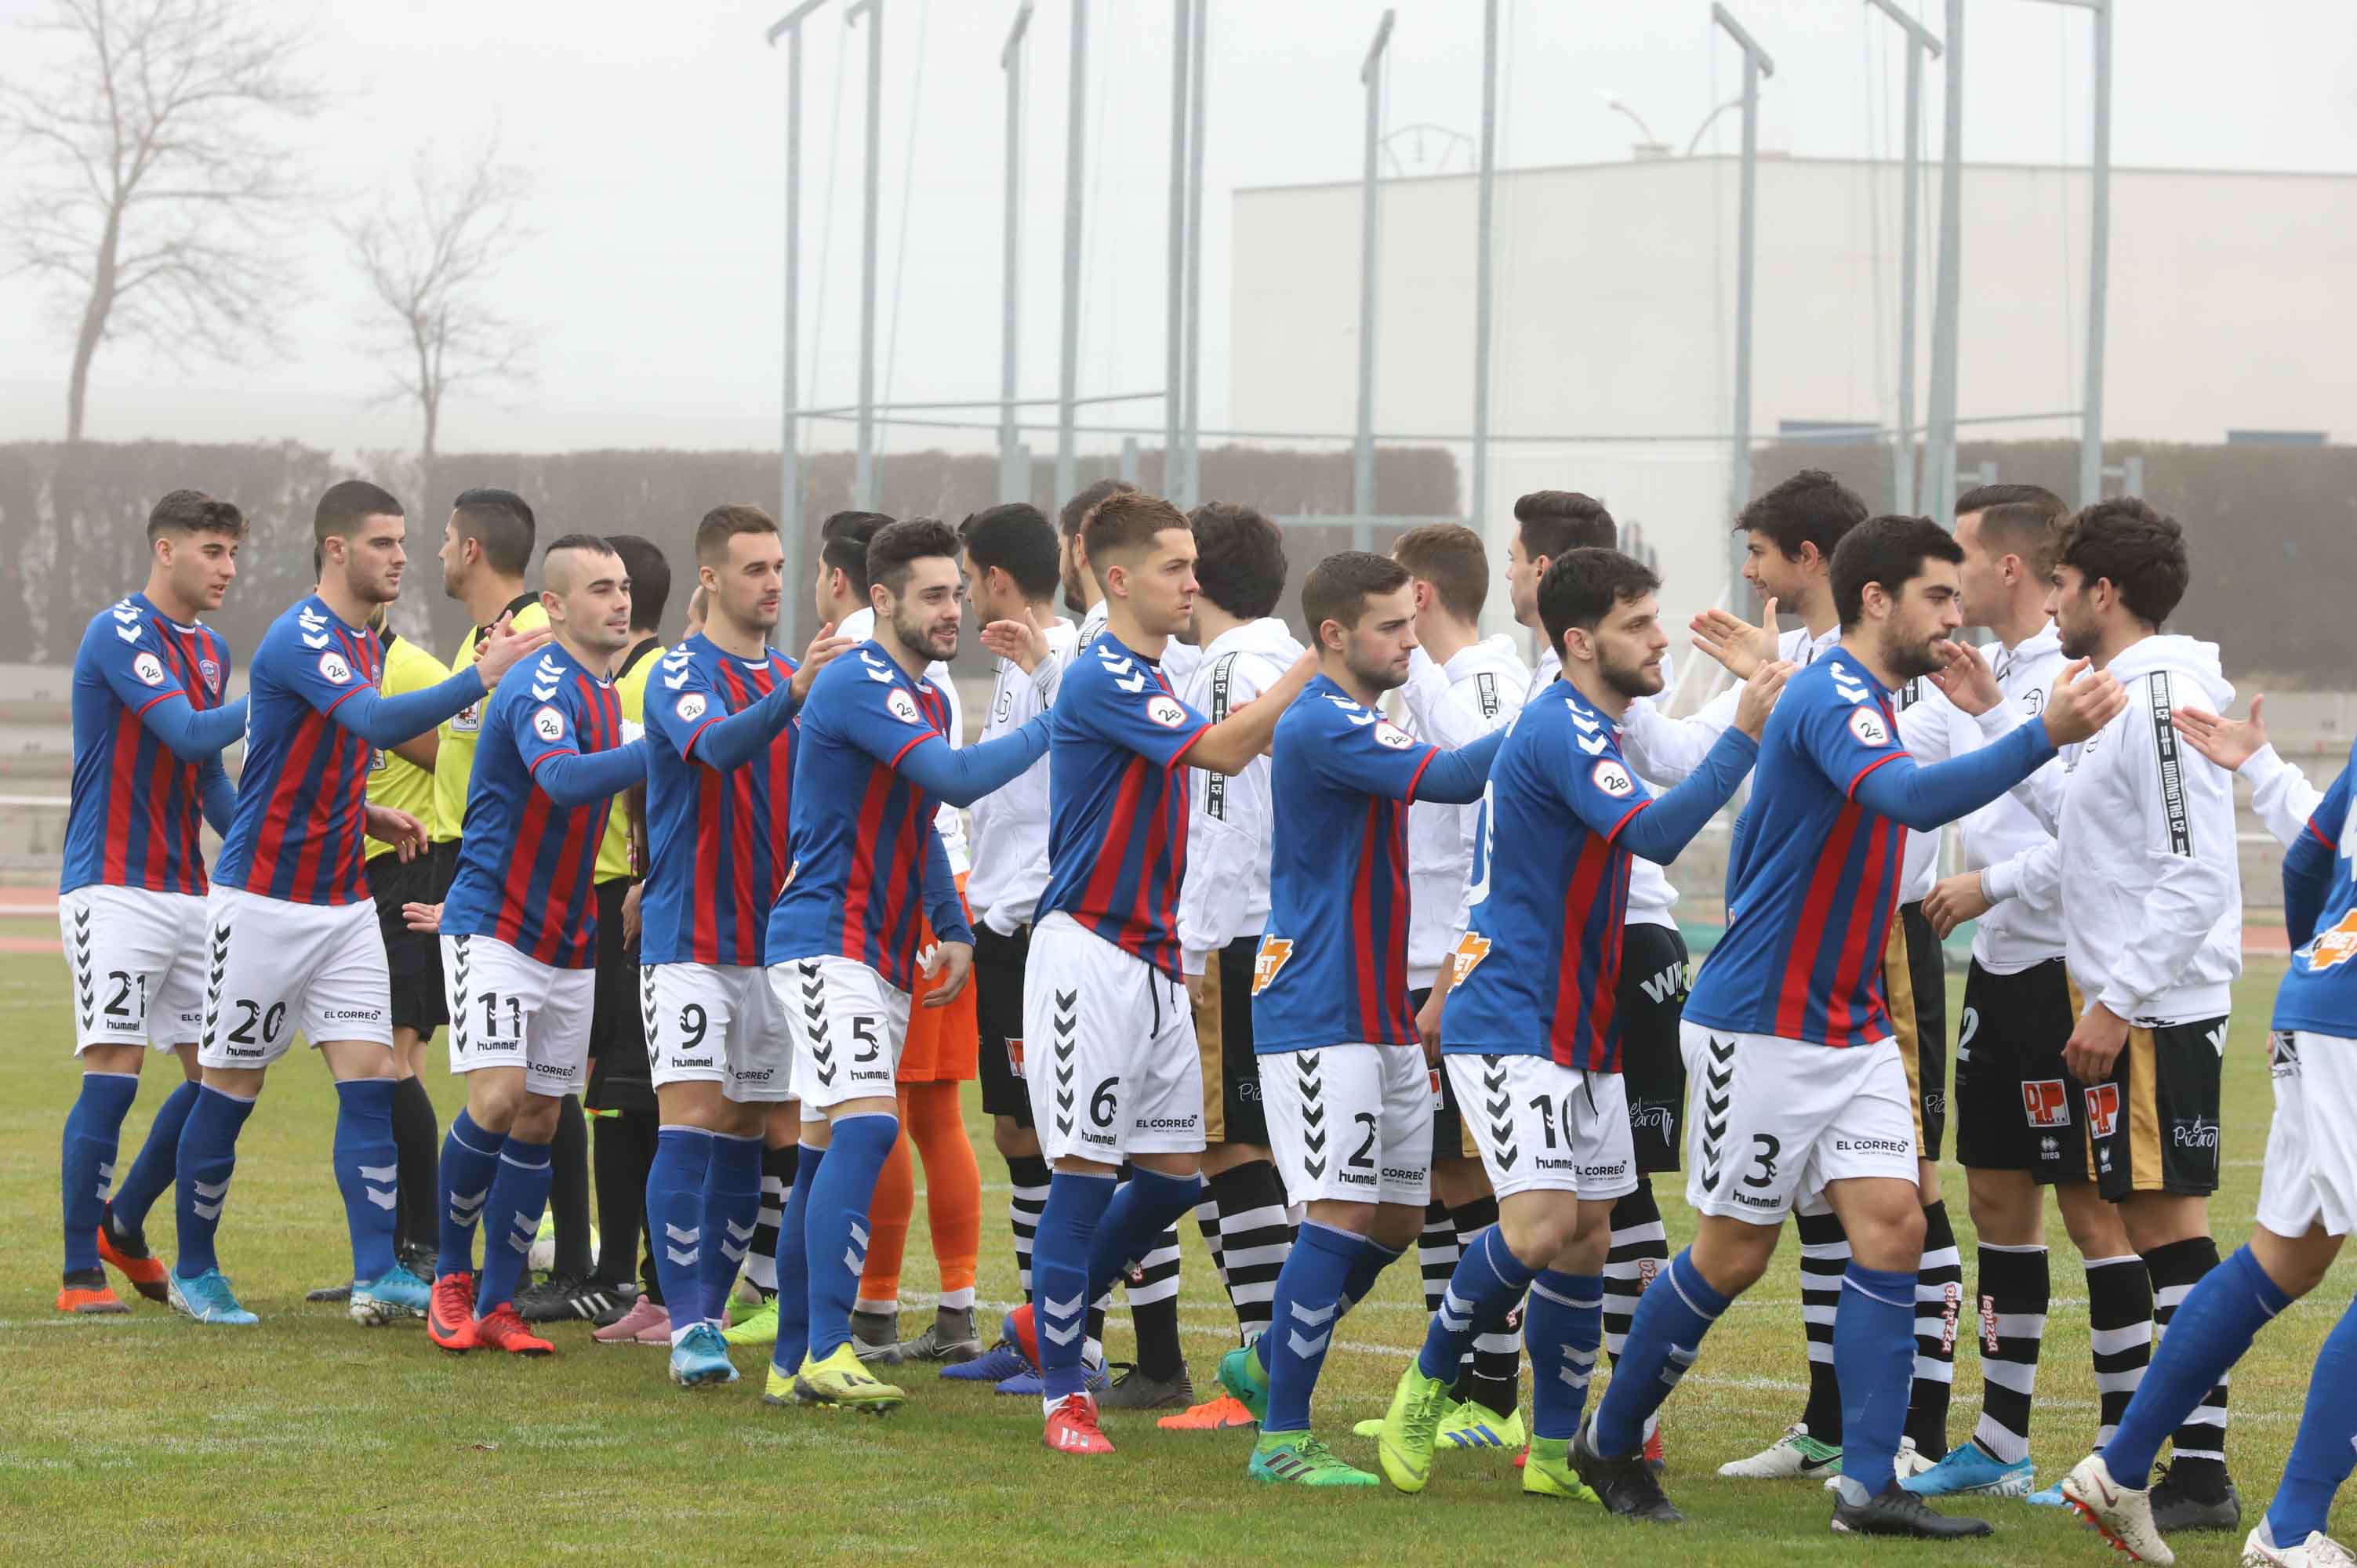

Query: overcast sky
[[3, 0, 2353, 463]]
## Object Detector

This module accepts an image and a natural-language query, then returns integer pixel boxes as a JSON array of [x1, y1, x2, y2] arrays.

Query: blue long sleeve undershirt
[[331, 667, 488, 749], [1408, 728, 1507, 804], [893, 714, 1051, 808], [532, 740, 648, 808], [685, 680, 802, 772], [1848, 715, 2058, 832], [141, 693, 247, 764], [1616, 727, 1758, 864]]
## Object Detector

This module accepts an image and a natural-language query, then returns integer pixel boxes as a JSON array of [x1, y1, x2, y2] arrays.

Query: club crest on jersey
[[1447, 931, 1492, 990], [532, 705, 567, 743], [199, 657, 221, 695], [2083, 1082, 2121, 1140], [132, 651, 168, 687], [1373, 720, 1415, 750], [675, 692, 708, 724], [1847, 706, 1891, 747], [318, 651, 354, 686], [1251, 936, 1295, 996], [2302, 909, 2357, 972], [2021, 1078, 2070, 1127], [1145, 694, 1188, 729], [885, 687, 925, 727], [1590, 759, 1635, 797]]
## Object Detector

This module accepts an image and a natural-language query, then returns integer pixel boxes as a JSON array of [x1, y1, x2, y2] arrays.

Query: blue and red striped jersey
[[641, 635, 800, 967], [1250, 675, 1442, 1053], [441, 642, 627, 968], [215, 596, 385, 906], [1441, 678, 1648, 1073], [1687, 651, 1910, 1049], [62, 595, 234, 897], [767, 642, 957, 992], [1038, 633, 1211, 982]]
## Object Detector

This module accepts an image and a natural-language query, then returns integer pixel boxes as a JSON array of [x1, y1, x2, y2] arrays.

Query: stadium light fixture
[[1865, 0, 1944, 517], [1710, 2, 1774, 606], [767, 0, 834, 648], [2019, 0, 2112, 506]]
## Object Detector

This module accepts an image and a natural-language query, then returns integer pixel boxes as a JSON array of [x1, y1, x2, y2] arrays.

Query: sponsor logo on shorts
[[2170, 1116, 2219, 1152], [2039, 1134, 2061, 1161], [1250, 937, 1295, 996], [1006, 1036, 1025, 1079], [1630, 1098, 1678, 1148], [2022, 1079, 2071, 1127], [1576, 1159, 1629, 1181], [1236, 1077, 1260, 1102], [224, 1044, 265, 1059], [322, 1007, 381, 1023], [1380, 1166, 1424, 1184], [735, 1068, 775, 1083], [1144, 694, 1189, 729], [1142, 1116, 1198, 1131], [1447, 931, 1493, 990], [2084, 1083, 2121, 1140], [2270, 1032, 2300, 1080], [1834, 1137, 1912, 1156], [133, 651, 168, 687]]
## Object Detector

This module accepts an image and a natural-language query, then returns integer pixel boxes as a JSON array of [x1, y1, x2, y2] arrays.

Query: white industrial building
[[1229, 153, 2357, 643]]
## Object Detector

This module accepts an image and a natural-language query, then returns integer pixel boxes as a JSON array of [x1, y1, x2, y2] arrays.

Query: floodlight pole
[[1354, 9, 1395, 524], [2019, 0, 2112, 503], [1470, 0, 1498, 536], [848, 0, 883, 510], [1165, 0, 1190, 501], [1866, 0, 1942, 517], [1712, 4, 1774, 604], [768, 0, 833, 648], [1179, 0, 1208, 507], [1055, 1, 1087, 510], [1919, 0, 1964, 517], [1000, 2, 1033, 502]]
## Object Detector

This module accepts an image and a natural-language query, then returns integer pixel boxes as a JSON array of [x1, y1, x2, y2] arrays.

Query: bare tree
[[349, 142, 532, 466], [2, 0, 317, 442]]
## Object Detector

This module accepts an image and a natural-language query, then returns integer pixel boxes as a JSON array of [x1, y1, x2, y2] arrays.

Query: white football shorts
[[1023, 912, 1204, 1164], [773, 954, 910, 1119], [2255, 1032, 2357, 1240], [1258, 1043, 1433, 1208], [442, 932, 595, 1098], [644, 962, 793, 1103], [1446, 1053, 1637, 1202], [61, 884, 207, 1052], [198, 885, 393, 1068], [1680, 1023, 1919, 1222]]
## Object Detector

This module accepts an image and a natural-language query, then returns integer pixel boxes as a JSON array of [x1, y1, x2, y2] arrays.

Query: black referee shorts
[[1618, 922, 1691, 1175], [975, 920, 1033, 1127], [585, 877, 653, 1114], [368, 841, 452, 1039]]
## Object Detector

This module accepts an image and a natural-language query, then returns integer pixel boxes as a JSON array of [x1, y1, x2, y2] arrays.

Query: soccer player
[[1003, 490, 1315, 1457], [60, 489, 248, 1314], [1140, 501, 1306, 1417], [941, 503, 1077, 1378], [765, 517, 1055, 1411], [1375, 549, 1777, 1501], [1571, 515, 2127, 1538], [430, 488, 547, 875], [632, 506, 846, 1381], [169, 480, 548, 1325], [1900, 485, 2151, 1501], [423, 536, 647, 1356], [1973, 499, 2244, 1542], [1218, 550, 1505, 1485]]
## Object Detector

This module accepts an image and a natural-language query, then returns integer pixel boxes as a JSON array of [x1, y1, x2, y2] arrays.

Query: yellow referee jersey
[[593, 638, 664, 884], [430, 593, 549, 845], [365, 628, 451, 860]]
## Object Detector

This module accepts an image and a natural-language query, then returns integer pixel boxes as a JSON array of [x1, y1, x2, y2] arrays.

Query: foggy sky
[[2, 0, 2352, 464]]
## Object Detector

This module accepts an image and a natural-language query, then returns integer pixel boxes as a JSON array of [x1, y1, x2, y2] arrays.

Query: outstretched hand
[[1927, 638, 2003, 716], [1690, 597, 1780, 680], [2039, 659, 2127, 747], [2171, 693, 2268, 771]]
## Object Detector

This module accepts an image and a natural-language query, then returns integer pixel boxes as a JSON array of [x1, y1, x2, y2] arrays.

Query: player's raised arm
[[2283, 762, 2350, 950], [1179, 647, 1317, 775], [85, 618, 249, 763]]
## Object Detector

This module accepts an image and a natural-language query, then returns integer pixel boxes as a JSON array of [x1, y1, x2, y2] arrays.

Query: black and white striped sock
[[1908, 1199, 1963, 1457], [1796, 1207, 1851, 1443], [1007, 1152, 1050, 1298], [742, 1142, 794, 1294], [1126, 1225, 1186, 1382], [2086, 1252, 2155, 1447], [1968, 1242, 2048, 1465], [1603, 1183, 1669, 1362], [1206, 1160, 1291, 1345], [1418, 1200, 1458, 1317]]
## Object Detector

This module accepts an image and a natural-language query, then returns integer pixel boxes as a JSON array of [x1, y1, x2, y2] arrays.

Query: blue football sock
[[61, 1071, 138, 1274], [648, 1126, 714, 1345], [1265, 1234, 1404, 1374], [2103, 1244, 2290, 1488], [1261, 1221, 1362, 1433], [1035, 1170, 1118, 1402], [1084, 1166, 1204, 1302], [1833, 1261, 1919, 1501], [1415, 1225, 1537, 1385], [1593, 1248, 1728, 1458], [700, 1131, 764, 1329], [172, 1085, 256, 1280], [1526, 1269, 1605, 1441], [803, 1113, 898, 1360], [2268, 1285, 2357, 1544], [111, 1078, 198, 1232], [436, 1110, 503, 1279], [332, 1079, 401, 1285], [471, 1133, 554, 1315], [773, 1142, 824, 1375]]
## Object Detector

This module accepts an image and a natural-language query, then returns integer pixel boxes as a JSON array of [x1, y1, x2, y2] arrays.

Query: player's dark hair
[[1189, 502, 1287, 621], [1514, 491, 1616, 561], [607, 533, 671, 633], [1538, 548, 1661, 654], [1393, 521, 1489, 621], [1832, 514, 1966, 629], [1738, 468, 1868, 562], [820, 510, 893, 593], [1957, 482, 2068, 577], [148, 488, 247, 543], [867, 517, 963, 598], [695, 503, 779, 564], [2054, 497, 2191, 628], [1082, 492, 1188, 573], [449, 487, 536, 576], [1301, 550, 1411, 638], [960, 503, 1060, 601], [314, 479, 404, 546], [1060, 477, 1138, 541]]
